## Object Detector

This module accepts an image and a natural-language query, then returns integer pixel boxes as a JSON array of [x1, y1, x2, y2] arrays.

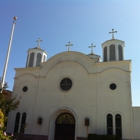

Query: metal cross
[[89, 43, 96, 54], [65, 41, 73, 51], [109, 29, 117, 39], [36, 38, 42, 48]]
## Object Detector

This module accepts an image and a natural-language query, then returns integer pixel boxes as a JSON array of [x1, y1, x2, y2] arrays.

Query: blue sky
[[0, 0, 140, 106]]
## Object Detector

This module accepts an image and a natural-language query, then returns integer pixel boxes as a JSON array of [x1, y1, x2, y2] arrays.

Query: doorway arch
[[48, 107, 78, 140], [55, 113, 75, 140]]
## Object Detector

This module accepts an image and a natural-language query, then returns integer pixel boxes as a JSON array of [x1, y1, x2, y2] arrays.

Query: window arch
[[20, 112, 27, 133], [26, 54, 29, 67], [107, 114, 113, 135], [110, 45, 115, 60], [56, 113, 75, 124], [36, 53, 42, 67], [29, 52, 34, 67], [115, 114, 122, 138], [43, 55, 46, 62], [14, 112, 20, 133], [104, 46, 107, 62], [118, 45, 123, 60]]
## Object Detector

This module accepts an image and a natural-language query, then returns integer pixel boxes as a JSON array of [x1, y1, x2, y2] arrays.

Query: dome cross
[[65, 41, 73, 51], [89, 43, 96, 54], [109, 29, 117, 39], [36, 38, 42, 48]]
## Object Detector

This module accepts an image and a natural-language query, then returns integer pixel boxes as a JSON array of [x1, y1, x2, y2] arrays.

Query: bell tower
[[26, 38, 47, 67], [102, 29, 125, 62]]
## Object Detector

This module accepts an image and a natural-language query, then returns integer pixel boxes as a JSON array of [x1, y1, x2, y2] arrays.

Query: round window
[[60, 78, 72, 91], [109, 83, 117, 90], [22, 86, 28, 92]]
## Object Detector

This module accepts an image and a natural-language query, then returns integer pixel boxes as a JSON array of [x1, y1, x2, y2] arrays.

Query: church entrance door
[[55, 113, 75, 140]]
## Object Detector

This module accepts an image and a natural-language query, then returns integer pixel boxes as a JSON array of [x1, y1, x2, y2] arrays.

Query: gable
[[40, 51, 97, 76]]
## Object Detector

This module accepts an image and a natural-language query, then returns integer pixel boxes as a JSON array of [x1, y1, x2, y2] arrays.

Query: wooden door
[[55, 113, 75, 140]]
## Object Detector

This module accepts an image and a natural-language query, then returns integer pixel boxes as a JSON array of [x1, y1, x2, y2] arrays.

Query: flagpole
[[1, 16, 17, 91]]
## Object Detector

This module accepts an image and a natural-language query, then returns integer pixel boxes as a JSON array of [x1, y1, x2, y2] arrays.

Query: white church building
[[7, 30, 140, 140]]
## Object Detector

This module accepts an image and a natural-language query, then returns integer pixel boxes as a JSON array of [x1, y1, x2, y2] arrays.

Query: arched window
[[43, 55, 46, 62], [115, 114, 122, 138], [20, 112, 27, 133], [104, 46, 107, 62], [14, 112, 20, 133], [36, 53, 42, 67], [107, 114, 113, 135], [56, 113, 75, 124], [118, 45, 123, 60], [110, 45, 115, 61], [29, 52, 34, 67], [26, 54, 29, 67]]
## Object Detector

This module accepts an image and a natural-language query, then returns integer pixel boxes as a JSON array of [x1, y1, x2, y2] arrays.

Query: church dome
[[87, 43, 100, 61], [102, 29, 125, 62], [87, 53, 100, 61], [26, 38, 47, 67], [102, 39, 124, 62]]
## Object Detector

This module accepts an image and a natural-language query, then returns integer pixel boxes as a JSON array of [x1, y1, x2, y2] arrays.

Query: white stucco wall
[[7, 51, 134, 140], [133, 107, 140, 139]]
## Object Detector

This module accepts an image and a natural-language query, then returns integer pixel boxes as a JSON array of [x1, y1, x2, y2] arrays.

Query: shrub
[[88, 133, 120, 140]]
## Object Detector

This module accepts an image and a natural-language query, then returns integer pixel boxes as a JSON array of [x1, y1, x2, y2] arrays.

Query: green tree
[[0, 82, 20, 140], [0, 109, 11, 140]]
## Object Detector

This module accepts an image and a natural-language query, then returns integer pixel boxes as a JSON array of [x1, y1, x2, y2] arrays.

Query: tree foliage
[[0, 92, 20, 116], [0, 83, 20, 140]]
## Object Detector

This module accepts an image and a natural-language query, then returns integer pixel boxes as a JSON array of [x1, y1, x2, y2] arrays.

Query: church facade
[[7, 33, 140, 140]]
